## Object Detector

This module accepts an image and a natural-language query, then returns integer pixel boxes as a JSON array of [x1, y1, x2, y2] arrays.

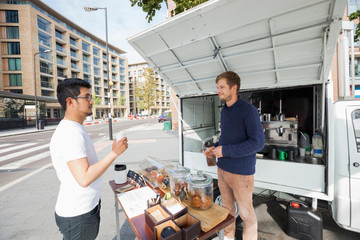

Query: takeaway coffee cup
[[206, 154, 217, 166], [299, 148, 306, 157], [114, 164, 127, 184], [115, 131, 126, 142], [278, 150, 287, 160]]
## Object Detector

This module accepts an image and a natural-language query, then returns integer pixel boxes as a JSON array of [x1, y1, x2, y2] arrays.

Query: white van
[[128, 0, 360, 233]]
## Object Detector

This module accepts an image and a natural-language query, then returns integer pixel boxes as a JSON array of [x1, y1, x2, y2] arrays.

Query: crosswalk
[[0, 142, 51, 171]]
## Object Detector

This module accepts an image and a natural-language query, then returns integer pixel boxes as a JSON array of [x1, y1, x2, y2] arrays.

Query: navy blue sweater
[[215, 97, 265, 175]]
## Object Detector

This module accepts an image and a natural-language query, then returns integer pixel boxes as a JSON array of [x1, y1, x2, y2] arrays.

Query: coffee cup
[[288, 150, 295, 161], [115, 131, 126, 142], [206, 155, 217, 166], [115, 164, 127, 184], [299, 148, 306, 157], [269, 148, 277, 159], [278, 150, 287, 160]]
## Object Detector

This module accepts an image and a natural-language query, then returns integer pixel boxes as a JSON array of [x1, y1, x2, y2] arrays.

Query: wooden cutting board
[[187, 203, 229, 232]]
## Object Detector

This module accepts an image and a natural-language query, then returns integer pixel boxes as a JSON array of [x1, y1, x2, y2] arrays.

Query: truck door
[[347, 106, 360, 229]]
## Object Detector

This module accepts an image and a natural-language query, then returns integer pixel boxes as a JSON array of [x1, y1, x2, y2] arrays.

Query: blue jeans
[[55, 201, 101, 240]]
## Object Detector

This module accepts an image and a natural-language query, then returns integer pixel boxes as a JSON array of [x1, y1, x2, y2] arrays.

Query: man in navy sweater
[[204, 71, 265, 240]]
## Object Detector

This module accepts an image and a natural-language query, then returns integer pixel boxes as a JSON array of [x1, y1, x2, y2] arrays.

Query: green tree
[[92, 92, 102, 118], [134, 67, 161, 117], [349, 11, 360, 42], [115, 93, 126, 107], [130, 0, 208, 22]]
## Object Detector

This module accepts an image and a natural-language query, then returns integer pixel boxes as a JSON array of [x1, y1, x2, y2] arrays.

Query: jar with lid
[[188, 171, 213, 210], [167, 166, 191, 197]]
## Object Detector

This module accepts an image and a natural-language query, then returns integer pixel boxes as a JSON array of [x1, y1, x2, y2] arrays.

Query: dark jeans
[[55, 201, 101, 240]]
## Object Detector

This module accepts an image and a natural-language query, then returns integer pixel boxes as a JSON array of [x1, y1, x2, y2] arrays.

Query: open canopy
[[128, 0, 346, 96]]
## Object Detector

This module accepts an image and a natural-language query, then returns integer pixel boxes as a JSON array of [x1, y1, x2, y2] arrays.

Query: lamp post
[[84, 6, 113, 140], [34, 49, 52, 130]]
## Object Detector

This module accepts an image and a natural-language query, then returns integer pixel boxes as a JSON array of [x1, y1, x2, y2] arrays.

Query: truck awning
[[127, 0, 346, 96]]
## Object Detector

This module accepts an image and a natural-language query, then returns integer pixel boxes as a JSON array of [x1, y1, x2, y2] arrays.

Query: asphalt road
[[0, 118, 153, 189]]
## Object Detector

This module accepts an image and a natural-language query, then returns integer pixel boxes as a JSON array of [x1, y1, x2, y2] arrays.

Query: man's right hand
[[112, 137, 128, 156], [204, 146, 215, 157]]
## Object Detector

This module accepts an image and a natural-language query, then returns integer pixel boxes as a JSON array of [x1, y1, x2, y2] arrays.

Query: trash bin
[[163, 121, 172, 131], [39, 120, 44, 130]]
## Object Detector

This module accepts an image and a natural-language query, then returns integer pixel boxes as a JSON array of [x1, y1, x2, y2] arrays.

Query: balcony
[[56, 58, 67, 68], [70, 51, 80, 61], [70, 39, 79, 50], [83, 45, 91, 55], [55, 32, 66, 44], [40, 66, 53, 76], [41, 81, 54, 89], [71, 63, 80, 72], [57, 72, 67, 79], [56, 45, 67, 56], [94, 68, 100, 76]]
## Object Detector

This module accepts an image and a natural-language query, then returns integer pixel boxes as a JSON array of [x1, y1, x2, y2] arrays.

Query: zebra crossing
[[0, 142, 51, 171]]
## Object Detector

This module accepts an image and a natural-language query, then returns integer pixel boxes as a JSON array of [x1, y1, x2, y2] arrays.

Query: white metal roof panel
[[128, 0, 346, 96]]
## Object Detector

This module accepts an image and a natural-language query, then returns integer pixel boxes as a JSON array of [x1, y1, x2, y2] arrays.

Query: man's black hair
[[57, 78, 91, 110]]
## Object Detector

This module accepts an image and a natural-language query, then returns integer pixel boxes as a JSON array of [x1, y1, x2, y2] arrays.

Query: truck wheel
[[213, 187, 243, 226]]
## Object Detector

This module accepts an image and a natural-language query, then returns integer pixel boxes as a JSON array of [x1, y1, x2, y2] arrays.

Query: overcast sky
[[41, 0, 168, 64]]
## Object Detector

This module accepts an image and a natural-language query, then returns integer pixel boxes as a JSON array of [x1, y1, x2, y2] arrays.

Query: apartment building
[[0, 0, 129, 127], [128, 62, 170, 115]]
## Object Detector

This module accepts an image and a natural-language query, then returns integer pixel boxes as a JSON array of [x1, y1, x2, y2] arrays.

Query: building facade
[[128, 62, 170, 115], [0, 0, 129, 128]]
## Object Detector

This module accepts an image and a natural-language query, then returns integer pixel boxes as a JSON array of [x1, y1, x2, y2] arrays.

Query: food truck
[[128, 0, 360, 233]]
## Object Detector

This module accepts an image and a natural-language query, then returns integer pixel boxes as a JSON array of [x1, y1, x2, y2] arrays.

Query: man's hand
[[204, 146, 215, 157], [212, 146, 223, 158], [112, 137, 128, 156]]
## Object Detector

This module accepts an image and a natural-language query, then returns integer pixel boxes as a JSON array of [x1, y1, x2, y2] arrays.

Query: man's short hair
[[57, 78, 91, 110], [215, 71, 241, 93]]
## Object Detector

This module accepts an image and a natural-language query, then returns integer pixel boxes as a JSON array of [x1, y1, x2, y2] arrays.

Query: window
[[41, 75, 53, 88], [138, 70, 143, 76], [8, 58, 21, 70], [119, 59, 124, 66], [41, 89, 54, 97], [93, 47, 100, 56], [37, 16, 51, 34], [6, 10, 18, 23], [9, 73, 21, 86], [40, 61, 53, 75], [10, 89, 23, 94], [7, 42, 20, 55], [38, 31, 51, 47], [348, 0, 360, 15], [93, 57, 100, 66], [352, 110, 360, 152], [82, 41, 90, 52], [6, 26, 19, 39]]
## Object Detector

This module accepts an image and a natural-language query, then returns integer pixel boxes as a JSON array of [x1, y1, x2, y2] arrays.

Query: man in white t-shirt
[[50, 78, 128, 240]]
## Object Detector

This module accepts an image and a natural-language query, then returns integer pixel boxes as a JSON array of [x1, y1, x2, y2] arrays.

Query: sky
[[41, 0, 168, 64]]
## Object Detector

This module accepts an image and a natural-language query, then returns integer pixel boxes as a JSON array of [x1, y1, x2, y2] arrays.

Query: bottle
[[312, 133, 323, 157]]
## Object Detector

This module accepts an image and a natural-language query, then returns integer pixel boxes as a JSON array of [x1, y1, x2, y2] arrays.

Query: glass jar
[[188, 171, 213, 210], [167, 166, 190, 197]]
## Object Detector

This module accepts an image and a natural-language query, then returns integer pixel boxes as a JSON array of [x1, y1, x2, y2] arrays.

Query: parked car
[[158, 114, 166, 122]]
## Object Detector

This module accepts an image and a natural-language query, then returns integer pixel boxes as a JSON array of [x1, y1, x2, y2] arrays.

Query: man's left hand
[[213, 146, 223, 158]]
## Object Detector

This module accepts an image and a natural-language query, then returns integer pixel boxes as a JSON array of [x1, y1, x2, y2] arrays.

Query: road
[[0, 118, 154, 189]]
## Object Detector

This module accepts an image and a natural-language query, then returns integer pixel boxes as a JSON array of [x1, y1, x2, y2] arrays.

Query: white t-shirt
[[50, 120, 101, 217]]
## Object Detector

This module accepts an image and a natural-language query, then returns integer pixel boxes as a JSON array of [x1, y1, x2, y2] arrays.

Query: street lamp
[[34, 49, 52, 130], [84, 5, 113, 140]]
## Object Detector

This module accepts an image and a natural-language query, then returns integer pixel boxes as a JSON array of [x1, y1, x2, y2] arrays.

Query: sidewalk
[[0, 121, 179, 240]]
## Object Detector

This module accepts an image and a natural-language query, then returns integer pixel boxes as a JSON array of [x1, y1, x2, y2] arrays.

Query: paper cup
[[115, 131, 126, 142], [299, 148, 306, 157]]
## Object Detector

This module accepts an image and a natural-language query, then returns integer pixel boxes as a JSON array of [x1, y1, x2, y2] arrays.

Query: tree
[[134, 67, 161, 118], [92, 92, 102, 118], [349, 11, 360, 42], [130, 0, 209, 23], [115, 93, 126, 107]]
